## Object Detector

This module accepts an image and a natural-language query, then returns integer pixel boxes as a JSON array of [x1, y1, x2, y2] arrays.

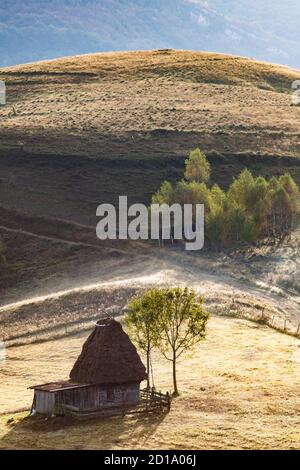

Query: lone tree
[[184, 148, 211, 184], [125, 288, 164, 389], [158, 287, 209, 396]]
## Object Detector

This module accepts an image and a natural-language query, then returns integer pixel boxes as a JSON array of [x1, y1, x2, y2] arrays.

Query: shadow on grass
[[0, 410, 168, 450]]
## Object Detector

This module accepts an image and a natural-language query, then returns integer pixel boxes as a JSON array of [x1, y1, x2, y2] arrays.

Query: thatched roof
[[69, 319, 147, 385]]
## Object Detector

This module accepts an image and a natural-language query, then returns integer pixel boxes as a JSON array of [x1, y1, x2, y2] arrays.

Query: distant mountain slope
[[205, 0, 300, 65], [206, 0, 299, 44], [0, 0, 300, 67]]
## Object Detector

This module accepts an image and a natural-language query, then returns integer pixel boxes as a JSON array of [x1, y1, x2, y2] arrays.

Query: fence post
[[284, 319, 287, 331]]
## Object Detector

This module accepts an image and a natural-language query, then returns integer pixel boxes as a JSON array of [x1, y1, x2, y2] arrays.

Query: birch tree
[[158, 287, 209, 396]]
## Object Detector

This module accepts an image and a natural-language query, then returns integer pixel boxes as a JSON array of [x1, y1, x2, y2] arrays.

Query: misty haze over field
[[0, 0, 300, 68]]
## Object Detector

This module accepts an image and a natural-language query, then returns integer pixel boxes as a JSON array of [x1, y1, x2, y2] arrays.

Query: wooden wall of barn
[[56, 383, 140, 411], [34, 390, 56, 415]]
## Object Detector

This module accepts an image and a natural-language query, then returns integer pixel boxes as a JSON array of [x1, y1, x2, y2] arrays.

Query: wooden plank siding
[[34, 390, 56, 415], [34, 383, 141, 415]]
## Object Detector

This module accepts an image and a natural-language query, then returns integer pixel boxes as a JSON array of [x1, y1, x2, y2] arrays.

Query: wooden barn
[[30, 318, 147, 416]]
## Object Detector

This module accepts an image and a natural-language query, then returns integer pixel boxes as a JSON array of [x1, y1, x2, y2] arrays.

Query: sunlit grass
[[1, 315, 300, 450]]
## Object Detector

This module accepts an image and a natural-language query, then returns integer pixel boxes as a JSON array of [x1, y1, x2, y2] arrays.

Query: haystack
[[69, 318, 147, 384]]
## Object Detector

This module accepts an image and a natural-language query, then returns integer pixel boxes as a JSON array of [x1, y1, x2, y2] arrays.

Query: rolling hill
[[0, 50, 300, 216]]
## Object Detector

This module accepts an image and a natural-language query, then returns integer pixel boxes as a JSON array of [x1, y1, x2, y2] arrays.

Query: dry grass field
[[1, 315, 300, 450]]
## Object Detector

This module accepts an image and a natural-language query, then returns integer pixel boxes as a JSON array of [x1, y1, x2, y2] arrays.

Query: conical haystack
[[70, 318, 147, 385]]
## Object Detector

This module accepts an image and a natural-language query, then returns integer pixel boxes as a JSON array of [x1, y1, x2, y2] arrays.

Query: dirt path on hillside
[[1, 250, 298, 319], [151, 249, 300, 323], [0, 224, 132, 255], [1, 244, 299, 345]]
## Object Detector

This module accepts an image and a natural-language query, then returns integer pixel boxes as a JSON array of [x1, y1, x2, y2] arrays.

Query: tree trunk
[[172, 349, 178, 396], [146, 348, 150, 390]]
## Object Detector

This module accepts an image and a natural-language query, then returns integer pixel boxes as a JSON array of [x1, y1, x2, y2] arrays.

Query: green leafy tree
[[184, 148, 211, 183], [157, 287, 209, 396], [206, 185, 227, 249], [224, 201, 257, 243], [263, 184, 291, 240], [210, 184, 227, 209], [279, 173, 300, 228], [125, 289, 164, 389], [176, 180, 211, 207], [152, 180, 175, 205], [228, 169, 255, 210], [268, 176, 280, 191], [272, 187, 293, 239], [150, 146, 300, 248], [250, 176, 268, 208], [206, 208, 225, 249], [279, 173, 299, 197]]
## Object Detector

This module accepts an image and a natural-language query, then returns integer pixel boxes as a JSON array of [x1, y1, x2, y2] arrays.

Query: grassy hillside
[[0, 50, 300, 223], [1, 50, 300, 158]]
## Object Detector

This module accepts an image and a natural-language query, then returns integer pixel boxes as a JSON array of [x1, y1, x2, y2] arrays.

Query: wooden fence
[[216, 297, 300, 340], [59, 389, 171, 421], [140, 388, 172, 412]]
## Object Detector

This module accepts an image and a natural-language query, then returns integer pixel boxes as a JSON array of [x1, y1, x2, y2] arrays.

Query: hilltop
[[2, 50, 300, 160]]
